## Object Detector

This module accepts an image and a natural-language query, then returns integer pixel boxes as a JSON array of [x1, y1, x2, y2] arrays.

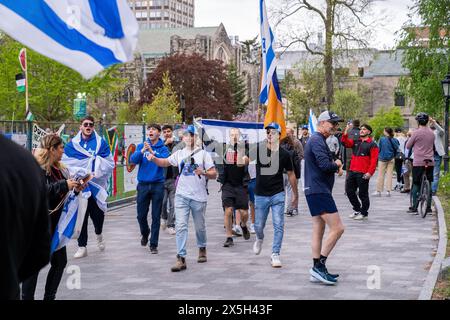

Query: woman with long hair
[[374, 127, 400, 197], [21, 134, 80, 300], [394, 128, 407, 191]]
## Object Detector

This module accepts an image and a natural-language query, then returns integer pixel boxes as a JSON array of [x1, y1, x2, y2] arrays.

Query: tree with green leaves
[[368, 107, 405, 141], [286, 89, 309, 126], [332, 89, 364, 123], [0, 35, 125, 121], [227, 63, 251, 115], [398, 0, 450, 119], [142, 72, 181, 125]]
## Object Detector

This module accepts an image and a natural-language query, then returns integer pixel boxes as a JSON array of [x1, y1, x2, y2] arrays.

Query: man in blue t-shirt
[[304, 111, 345, 285]]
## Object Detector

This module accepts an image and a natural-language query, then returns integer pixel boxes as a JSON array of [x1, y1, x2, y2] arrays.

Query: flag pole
[[25, 49, 29, 116]]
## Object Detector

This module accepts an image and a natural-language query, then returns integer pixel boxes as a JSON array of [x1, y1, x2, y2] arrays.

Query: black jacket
[[0, 135, 50, 300], [44, 167, 69, 235]]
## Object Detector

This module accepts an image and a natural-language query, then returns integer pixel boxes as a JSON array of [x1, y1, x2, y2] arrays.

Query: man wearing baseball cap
[[304, 110, 345, 285], [243, 122, 298, 268], [342, 123, 379, 221]]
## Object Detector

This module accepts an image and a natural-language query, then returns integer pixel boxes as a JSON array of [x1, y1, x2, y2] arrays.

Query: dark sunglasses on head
[[83, 122, 94, 128]]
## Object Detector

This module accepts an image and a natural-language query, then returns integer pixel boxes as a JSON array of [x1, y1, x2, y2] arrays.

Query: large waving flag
[[0, 0, 139, 79], [260, 0, 286, 139]]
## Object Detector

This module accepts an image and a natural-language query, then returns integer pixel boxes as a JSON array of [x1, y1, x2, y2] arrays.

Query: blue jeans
[[432, 154, 442, 194], [136, 182, 165, 247], [175, 195, 207, 257], [255, 192, 285, 254]]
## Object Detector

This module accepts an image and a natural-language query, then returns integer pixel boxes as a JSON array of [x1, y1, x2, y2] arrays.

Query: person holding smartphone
[[341, 123, 379, 221]]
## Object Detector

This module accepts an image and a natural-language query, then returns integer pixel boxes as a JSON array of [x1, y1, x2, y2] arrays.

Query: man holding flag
[[63, 116, 114, 259]]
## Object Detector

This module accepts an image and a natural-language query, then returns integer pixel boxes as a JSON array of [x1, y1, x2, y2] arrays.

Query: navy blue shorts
[[305, 193, 338, 216]]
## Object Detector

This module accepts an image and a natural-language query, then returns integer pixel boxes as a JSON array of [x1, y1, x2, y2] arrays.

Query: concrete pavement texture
[[35, 176, 438, 300]]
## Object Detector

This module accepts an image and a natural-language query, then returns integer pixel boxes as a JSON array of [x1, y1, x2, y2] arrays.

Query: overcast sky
[[195, 0, 416, 50]]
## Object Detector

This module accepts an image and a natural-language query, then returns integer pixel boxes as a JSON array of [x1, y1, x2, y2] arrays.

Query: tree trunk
[[324, 0, 334, 107]]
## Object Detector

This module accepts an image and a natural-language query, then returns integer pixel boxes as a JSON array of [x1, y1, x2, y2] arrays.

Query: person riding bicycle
[[405, 112, 435, 214]]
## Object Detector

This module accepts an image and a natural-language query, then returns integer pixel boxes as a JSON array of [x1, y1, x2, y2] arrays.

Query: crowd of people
[[1, 110, 445, 299]]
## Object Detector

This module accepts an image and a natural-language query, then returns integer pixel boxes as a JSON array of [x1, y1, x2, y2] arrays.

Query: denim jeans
[[254, 192, 285, 254], [432, 154, 442, 194], [175, 194, 207, 257], [162, 178, 176, 228], [283, 174, 299, 212], [136, 182, 165, 248]]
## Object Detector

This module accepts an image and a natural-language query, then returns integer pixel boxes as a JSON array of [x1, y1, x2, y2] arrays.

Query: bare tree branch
[[302, 0, 327, 23]]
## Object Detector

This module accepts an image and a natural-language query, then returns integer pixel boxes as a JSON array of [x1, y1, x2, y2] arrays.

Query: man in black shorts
[[304, 111, 345, 285], [220, 128, 250, 247]]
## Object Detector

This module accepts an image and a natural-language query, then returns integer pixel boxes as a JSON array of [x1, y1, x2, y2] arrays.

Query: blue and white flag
[[195, 119, 265, 145], [308, 109, 318, 134], [259, 0, 278, 105], [0, 0, 139, 79]]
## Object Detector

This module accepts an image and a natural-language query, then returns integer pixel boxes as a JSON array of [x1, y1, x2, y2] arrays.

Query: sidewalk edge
[[418, 196, 448, 300]]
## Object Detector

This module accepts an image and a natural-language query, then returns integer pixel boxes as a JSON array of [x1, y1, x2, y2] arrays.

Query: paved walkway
[[36, 176, 438, 300]]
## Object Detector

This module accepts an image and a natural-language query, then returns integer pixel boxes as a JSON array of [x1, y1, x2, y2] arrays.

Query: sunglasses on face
[[83, 122, 94, 128]]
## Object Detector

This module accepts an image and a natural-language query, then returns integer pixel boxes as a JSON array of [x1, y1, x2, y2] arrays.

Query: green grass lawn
[[107, 164, 136, 202]]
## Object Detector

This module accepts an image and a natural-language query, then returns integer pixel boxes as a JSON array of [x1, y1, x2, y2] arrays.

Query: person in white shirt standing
[[148, 125, 217, 272], [429, 117, 445, 195]]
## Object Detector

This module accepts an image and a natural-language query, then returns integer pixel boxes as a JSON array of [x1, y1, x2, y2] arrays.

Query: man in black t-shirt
[[244, 122, 298, 268], [220, 128, 250, 247]]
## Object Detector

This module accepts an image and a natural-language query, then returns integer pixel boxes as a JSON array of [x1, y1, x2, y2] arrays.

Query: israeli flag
[[0, 0, 138, 79], [259, 0, 277, 105], [308, 109, 318, 134]]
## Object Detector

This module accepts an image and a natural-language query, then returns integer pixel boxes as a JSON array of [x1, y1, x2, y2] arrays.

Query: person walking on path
[[148, 125, 217, 272], [406, 113, 435, 214], [304, 111, 345, 285], [429, 117, 445, 195], [373, 127, 399, 197], [401, 129, 415, 194], [22, 135, 85, 300], [394, 128, 407, 191], [161, 125, 179, 235], [220, 128, 251, 248], [281, 127, 303, 216], [63, 116, 114, 259], [0, 134, 50, 300], [246, 122, 298, 268], [341, 124, 379, 221], [130, 124, 170, 254]]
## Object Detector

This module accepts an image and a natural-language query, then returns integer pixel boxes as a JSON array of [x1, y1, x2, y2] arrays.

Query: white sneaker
[[385, 191, 391, 197], [74, 247, 87, 259], [249, 224, 256, 234], [310, 276, 321, 283], [167, 227, 176, 235], [97, 234, 105, 251], [372, 191, 381, 197], [160, 219, 167, 231], [354, 214, 368, 221], [271, 253, 282, 268], [348, 211, 360, 218], [233, 225, 243, 236], [253, 239, 263, 255]]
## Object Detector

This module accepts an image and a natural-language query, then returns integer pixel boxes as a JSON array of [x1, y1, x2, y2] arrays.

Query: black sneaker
[[223, 237, 234, 247], [426, 207, 433, 213], [149, 246, 158, 254], [241, 224, 250, 240], [141, 235, 148, 247]]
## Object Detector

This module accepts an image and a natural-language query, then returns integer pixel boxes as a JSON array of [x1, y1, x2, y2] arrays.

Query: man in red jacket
[[342, 123, 379, 221]]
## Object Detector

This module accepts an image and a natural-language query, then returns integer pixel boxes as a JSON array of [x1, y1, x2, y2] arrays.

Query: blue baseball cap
[[183, 125, 197, 135], [302, 125, 309, 130], [265, 122, 281, 133]]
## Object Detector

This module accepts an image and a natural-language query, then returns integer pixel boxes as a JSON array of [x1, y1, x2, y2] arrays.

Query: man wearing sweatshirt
[[131, 124, 170, 253], [342, 124, 379, 221]]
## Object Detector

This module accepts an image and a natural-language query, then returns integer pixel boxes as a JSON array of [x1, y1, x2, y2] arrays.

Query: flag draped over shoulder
[[62, 131, 114, 212], [0, 0, 138, 79], [259, 0, 286, 139]]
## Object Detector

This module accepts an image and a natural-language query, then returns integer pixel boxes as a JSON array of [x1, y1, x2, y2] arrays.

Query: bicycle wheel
[[419, 177, 430, 218]]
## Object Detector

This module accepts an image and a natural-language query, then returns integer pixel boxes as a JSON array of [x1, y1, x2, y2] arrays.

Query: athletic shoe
[[348, 211, 360, 218], [372, 191, 381, 197], [271, 253, 282, 268], [253, 239, 263, 255], [385, 191, 391, 197], [167, 227, 176, 235], [223, 237, 234, 247], [353, 214, 368, 221], [241, 224, 250, 240], [426, 207, 433, 213], [149, 246, 158, 254], [408, 208, 419, 215], [141, 235, 148, 247], [249, 224, 256, 234], [309, 267, 337, 285], [74, 247, 87, 259], [232, 225, 242, 237], [97, 234, 105, 251]]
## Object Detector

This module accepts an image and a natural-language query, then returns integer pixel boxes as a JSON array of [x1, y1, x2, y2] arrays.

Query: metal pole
[[444, 96, 449, 174]]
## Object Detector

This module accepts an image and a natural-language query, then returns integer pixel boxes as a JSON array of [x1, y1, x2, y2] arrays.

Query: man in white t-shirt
[[148, 125, 217, 272]]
